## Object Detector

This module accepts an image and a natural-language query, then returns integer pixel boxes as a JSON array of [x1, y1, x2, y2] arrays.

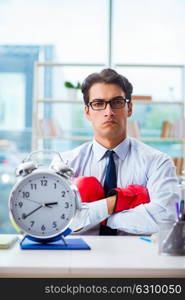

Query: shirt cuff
[[88, 198, 109, 224], [71, 198, 109, 233]]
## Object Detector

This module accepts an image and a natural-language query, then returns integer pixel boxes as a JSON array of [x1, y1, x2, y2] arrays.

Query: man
[[55, 68, 180, 235]]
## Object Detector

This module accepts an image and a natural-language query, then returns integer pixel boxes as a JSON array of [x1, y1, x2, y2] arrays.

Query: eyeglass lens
[[90, 97, 127, 110]]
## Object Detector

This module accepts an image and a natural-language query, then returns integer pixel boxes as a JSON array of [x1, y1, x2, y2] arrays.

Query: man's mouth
[[103, 120, 117, 125]]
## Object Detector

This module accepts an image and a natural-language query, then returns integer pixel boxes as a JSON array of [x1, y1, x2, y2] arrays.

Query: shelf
[[32, 61, 185, 173], [37, 99, 83, 104], [141, 137, 184, 142], [132, 100, 183, 105], [35, 62, 105, 67], [36, 135, 184, 143], [37, 98, 183, 105], [37, 135, 92, 141]]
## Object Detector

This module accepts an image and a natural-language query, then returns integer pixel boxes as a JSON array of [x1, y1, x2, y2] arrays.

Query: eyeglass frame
[[87, 97, 131, 111]]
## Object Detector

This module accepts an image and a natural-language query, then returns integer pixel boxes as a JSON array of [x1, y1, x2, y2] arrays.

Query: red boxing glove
[[73, 176, 105, 203], [108, 184, 150, 213]]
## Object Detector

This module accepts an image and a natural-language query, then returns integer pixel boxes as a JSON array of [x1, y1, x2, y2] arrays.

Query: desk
[[0, 235, 185, 278]]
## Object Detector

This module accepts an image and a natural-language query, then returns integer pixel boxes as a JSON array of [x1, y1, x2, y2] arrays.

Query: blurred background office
[[0, 0, 185, 233]]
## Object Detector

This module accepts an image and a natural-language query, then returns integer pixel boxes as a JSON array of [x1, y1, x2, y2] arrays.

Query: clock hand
[[44, 202, 58, 207], [22, 205, 43, 219], [22, 202, 58, 220]]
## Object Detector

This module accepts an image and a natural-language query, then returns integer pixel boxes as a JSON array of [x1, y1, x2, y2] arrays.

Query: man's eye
[[93, 101, 104, 107], [115, 100, 123, 104]]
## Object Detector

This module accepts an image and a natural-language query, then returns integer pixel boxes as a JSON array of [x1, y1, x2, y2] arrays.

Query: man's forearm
[[106, 195, 116, 214]]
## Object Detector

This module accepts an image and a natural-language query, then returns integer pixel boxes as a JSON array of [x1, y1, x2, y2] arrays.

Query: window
[[0, 0, 109, 233], [113, 0, 185, 64]]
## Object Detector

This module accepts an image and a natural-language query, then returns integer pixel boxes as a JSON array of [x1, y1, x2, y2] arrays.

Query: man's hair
[[81, 68, 133, 105]]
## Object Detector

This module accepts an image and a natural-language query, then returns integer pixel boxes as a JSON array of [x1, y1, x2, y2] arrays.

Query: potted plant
[[64, 81, 81, 100]]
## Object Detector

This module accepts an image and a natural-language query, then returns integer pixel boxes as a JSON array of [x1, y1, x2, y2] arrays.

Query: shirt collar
[[92, 137, 130, 162]]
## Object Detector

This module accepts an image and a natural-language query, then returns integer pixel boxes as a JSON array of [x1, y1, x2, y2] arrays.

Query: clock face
[[9, 170, 76, 239]]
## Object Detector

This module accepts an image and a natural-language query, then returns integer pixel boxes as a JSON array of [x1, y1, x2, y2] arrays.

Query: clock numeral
[[54, 183, 57, 189], [30, 221, 35, 227], [40, 180, 48, 186], [61, 213, 65, 219], [65, 202, 69, 209], [41, 225, 46, 231], [61, 191, 66, 197], [18, 201, 23, 208], [52, 221, 57, 228], [22, 191, 30, 198], [31, 183, 37, 190]]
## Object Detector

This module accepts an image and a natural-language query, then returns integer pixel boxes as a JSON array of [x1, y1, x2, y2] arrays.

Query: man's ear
[[127, 102, 132, 117], [84, 105, 91, 121]]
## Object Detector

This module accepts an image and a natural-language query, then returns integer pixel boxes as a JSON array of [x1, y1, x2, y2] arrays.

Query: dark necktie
[[99, 150, 118, 235]]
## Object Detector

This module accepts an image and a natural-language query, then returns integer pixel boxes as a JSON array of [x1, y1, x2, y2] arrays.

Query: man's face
[[85, 82, 132, 143]]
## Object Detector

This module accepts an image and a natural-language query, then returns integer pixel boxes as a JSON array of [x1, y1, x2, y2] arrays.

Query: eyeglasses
[[88, 97, 130, 111]]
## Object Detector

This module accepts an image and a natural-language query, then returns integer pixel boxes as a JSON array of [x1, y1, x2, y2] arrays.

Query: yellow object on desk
[[0, 234, 18, 249]]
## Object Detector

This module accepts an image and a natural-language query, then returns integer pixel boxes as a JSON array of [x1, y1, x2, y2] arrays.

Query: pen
[[139, 237, 152, 243], [179, 200, 184, 221], [175, 201, 180, 221]]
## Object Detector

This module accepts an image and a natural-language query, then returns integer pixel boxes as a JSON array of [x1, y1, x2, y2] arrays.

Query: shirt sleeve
[[70, 198, 109, 233], [107, 156, 181, 235]]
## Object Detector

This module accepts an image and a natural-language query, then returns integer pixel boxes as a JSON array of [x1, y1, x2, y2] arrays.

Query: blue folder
[[20, 236, 91, 250]]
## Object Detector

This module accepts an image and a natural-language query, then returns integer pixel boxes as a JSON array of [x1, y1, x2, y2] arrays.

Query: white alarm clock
[[8, 151, 81, 244]]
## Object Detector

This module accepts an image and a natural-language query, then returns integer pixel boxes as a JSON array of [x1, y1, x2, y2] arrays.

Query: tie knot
[[106, 150, 114, 158]]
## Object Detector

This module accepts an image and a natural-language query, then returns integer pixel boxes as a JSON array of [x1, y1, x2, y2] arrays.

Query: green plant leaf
[[75, 81, 81, 89], [64, 81, 81, 89], [64, 81, 75, 88]]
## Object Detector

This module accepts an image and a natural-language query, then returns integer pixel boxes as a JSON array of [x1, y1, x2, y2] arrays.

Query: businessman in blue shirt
[[54, 68, 180, 235]]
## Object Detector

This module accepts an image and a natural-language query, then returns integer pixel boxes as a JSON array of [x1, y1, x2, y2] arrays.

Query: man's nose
[[104, 102, 115, 115]]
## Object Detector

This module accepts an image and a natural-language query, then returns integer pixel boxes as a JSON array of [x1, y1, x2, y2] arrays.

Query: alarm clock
[[8, 151, 84, 248]]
